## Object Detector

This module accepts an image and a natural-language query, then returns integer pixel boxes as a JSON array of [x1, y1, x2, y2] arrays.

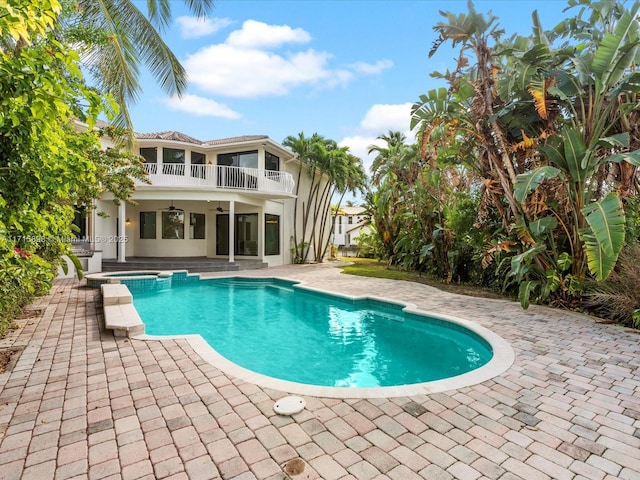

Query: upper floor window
[[348, 216, 353, 224], [140, 147, 157, 163], [163, 148, 185, 164], [162, 148, 185, 175], [218, 151, 258, 169], [266, 152, 280, 171], [191, 151, 206, 164], [191, 151, 206, 178]]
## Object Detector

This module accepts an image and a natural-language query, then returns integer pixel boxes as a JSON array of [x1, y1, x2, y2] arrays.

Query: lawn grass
[[337, 257, 507, 300]]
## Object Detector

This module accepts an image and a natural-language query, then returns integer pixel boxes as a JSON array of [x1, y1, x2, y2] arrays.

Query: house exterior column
[[228, 200, 235, 263], [117, 203, 126, 263]]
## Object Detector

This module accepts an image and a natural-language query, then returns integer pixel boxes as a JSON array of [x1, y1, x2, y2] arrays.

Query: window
[[192, 151, 206, 164], [162, 148, 185, 175], [191, 151, 206, 179], [190, 213, 205, 239], [218, 151, 258, 169], [162, 211, 184, 239], [265, 214, 280, 255], [217, 151, 259, 188], [348, 216, 353, 224], [139, 147, 157, 163], [72, 206, 87, 239], [163, 148, 185, 164], [265, 152, 280, 171], [140, 212, 156, 239]]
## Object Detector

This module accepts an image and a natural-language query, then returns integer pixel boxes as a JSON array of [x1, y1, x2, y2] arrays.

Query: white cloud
[[339, 135, 383, 173], [339, 103, 417, 173], [348, 59, 393, 75], [185, 44, 352, 98], [176, 16, 233, 39], [182, 20, 389, 98], [359, 103, 413, 134], [162, 93, 241, 119], [226, 20, 311, 49]]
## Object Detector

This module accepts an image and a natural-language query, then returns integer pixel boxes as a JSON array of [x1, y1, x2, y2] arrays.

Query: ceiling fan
[[208, 201, 228, 213], [161, 201, 184, 212]]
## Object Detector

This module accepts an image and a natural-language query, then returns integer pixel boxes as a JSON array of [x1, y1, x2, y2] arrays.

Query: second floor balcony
[[137, 163, 295, 195]]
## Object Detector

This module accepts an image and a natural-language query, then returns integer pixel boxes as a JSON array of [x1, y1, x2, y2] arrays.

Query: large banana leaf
[[607, 148, 640, 166], [518, 280, 539, 310], [591, 9, 639, 88], [613, 71, 640, 95], [541, 127, 592, 183], [580, 193, 626, 281], [597, 133, 629, 149], [514, 166, 563, 203], [529, 216, 559, 237]]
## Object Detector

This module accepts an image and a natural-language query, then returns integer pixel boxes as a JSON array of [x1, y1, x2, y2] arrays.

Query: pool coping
[[124, 275, 515, 399]]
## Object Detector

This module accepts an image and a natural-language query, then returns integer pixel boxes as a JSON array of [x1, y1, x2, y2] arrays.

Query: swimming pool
[[131, 277, 513, 396]]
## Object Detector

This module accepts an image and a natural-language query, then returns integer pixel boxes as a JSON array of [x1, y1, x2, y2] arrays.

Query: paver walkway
[[0, 263, 638, 480]]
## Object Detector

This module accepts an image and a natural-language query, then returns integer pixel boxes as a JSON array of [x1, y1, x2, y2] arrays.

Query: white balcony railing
[[138, 164, 295, 195]]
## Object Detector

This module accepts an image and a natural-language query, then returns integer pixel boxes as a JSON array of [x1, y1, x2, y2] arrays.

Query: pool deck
[[0, 263, 638, 480]]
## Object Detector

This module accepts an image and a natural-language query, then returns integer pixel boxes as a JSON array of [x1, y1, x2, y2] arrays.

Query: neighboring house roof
[[341, 206, 366, 215], [204, 135, 269, 146], [347, 223, 370, 235], [136, 131, 203, 144]]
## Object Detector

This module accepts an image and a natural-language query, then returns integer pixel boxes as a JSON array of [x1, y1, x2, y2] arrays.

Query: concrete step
[[101, 258, 268, 273]]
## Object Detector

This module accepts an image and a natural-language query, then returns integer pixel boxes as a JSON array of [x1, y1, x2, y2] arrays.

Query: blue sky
[[129, 1, 574, 171]]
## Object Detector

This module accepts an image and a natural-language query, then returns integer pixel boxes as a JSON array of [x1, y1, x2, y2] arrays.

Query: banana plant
[[514, 1, 640, 285]]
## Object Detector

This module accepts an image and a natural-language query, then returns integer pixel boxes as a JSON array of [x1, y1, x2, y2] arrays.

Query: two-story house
[[74, 129, 327, 272], [332, 206, 369, 256]]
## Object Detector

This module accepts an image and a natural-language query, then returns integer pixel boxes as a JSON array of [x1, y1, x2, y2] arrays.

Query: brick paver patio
[[0, 263, 638, 480]]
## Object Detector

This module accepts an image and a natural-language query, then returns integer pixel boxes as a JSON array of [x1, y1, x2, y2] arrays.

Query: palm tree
[[283, 133, 366, 262], [65, 0, 215, 134], [317, 152, 367, 261], [282, 132, 322, 261]]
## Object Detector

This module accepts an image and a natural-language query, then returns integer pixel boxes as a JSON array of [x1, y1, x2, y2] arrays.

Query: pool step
[[101, 284, 145, 337]]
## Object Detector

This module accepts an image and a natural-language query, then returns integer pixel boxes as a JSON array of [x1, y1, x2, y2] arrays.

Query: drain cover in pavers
[[273, 395, 305, 415], [284, 458, 306, 476]]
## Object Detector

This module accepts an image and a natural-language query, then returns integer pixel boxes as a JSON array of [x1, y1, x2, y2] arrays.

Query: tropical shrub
[[0, 1, 144, 336], [354, 226, 385, 260], [0, 243, 54, 333], [583, 244, 640, 328], [410, 0, 640, 309]]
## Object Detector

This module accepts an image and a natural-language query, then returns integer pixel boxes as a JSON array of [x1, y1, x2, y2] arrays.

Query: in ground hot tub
[[86, 270, 199, 292]]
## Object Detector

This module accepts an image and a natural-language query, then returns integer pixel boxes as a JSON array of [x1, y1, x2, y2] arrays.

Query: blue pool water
[[132, 278, 493, 388]]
